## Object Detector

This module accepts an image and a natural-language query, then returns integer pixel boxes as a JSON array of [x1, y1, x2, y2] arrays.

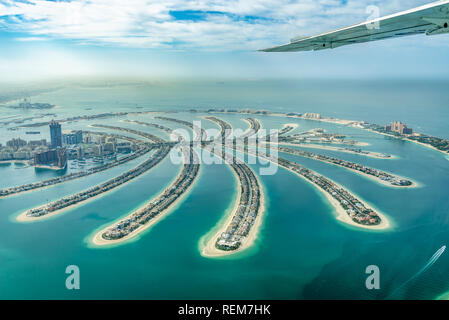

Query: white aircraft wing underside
[[260, 0, 449, 52]]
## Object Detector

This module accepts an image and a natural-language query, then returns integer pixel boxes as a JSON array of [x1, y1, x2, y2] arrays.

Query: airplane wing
[[260, 0, 449, 52]]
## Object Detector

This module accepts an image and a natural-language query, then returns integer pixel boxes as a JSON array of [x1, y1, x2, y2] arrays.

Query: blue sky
[[1, 0, 449, 81]]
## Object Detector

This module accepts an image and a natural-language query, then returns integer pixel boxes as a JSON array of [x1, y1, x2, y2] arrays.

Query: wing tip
[[258, 44, 291, 52]]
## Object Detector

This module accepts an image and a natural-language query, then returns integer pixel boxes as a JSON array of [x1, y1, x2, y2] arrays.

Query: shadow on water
[[34, 166, 67, 175]]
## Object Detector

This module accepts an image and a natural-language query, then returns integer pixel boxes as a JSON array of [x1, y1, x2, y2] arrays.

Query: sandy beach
[[303, 117, 359, 126], [322, 184, 391, 230], [244, 149, 391, 230], [200, 122, 267, 257], [281, 165, 391, 231], [200, 168, 242, 257], [91, 159, 201, 246], [317, 140, 369, 147], [15, 174, 144, 223], [200, 115, 233, 140], [266, 112, 358, 126], [206, 110, 357, 126], [240, 118, 261, 138], [343, 165, 419, 188], [201, 168, 265, 257], [410, 138, 449, 155], [297, 115, 358, 126], [276, 148, 418, 188]]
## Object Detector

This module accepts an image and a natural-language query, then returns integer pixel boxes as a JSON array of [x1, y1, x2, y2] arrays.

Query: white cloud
[[14, 36, 49, 41], [0, 0, 435, 50]]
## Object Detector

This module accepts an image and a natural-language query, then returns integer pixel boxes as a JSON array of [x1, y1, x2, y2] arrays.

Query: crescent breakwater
[[2, 113, 57, 127], [7, 111, 168, 130], [280, 127, 368, 147], [197, 111, 392, 159], [198, 108, 448, 155]]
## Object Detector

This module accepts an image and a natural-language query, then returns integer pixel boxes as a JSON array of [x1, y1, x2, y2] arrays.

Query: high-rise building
[[34, 149, 58, 165], [6, 138, 27, 149], [49, 120, 62, 148], [13, 148, 32, 160], [28, 139, 47, 147], [62, 130, 83, 145], [76, 147, 84, 160], [57, 148, 67, 168], [103, 142, 116, 154], [84, 134, 92, 144], [385, 121, 413, 135], [34, 148, 67, 169], [303, 113, 321, 119]]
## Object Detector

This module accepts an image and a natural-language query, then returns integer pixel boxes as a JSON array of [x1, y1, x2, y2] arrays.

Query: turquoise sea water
[[0, 80, 448, 299]]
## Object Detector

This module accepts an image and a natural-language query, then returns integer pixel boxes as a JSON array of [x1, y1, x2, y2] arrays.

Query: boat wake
[[387, 245, 446, 299]]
